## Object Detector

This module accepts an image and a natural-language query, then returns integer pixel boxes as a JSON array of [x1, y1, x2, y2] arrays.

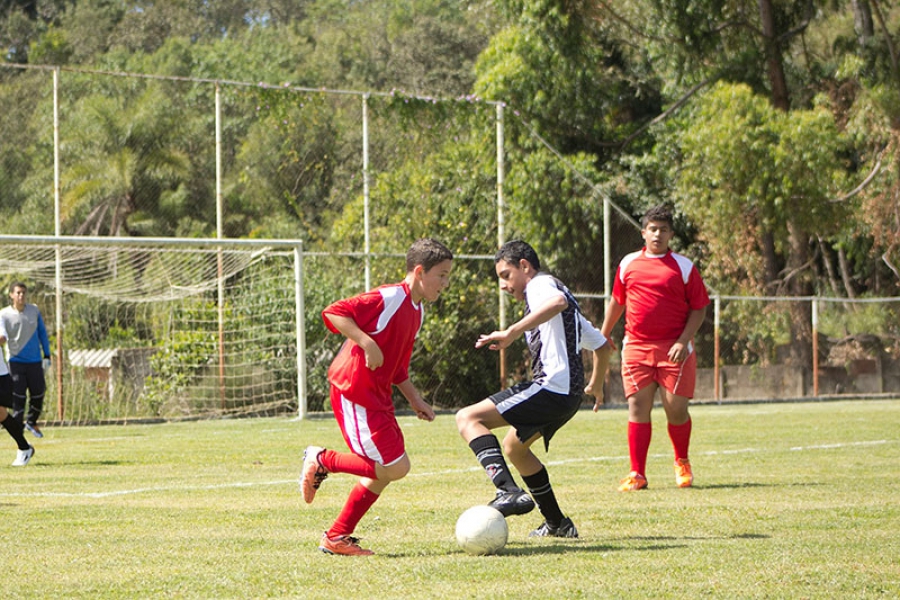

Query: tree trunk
[[837, 246, 858, 299], [870, 0, 900, 85], [761, 229, 779, 291], [852, 0, 875, 47], [817, 237, 842, 297], [758, 0, 791, 111]]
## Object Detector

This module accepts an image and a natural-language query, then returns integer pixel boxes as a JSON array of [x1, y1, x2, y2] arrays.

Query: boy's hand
[[360, 339, 384, 369], [668, 341, 688, 363], [585, 381, 605, 412], [409, 397, 435, 422], [475, 329, 514, 351]]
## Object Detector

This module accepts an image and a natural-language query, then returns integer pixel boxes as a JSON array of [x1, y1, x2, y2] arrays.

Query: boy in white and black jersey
[[0, 317, 35, 466], [456, 240, 611, 538]]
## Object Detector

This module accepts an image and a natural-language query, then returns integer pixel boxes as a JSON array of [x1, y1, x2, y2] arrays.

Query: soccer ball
[[455, 505, 508, 555]]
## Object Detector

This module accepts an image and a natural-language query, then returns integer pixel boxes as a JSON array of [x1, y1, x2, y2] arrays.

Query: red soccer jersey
[[323, 281, 424, 411], [612, 248, 710, 343]]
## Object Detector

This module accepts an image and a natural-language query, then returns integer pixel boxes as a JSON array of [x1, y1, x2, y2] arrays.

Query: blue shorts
[[489, 382, 581, 451]]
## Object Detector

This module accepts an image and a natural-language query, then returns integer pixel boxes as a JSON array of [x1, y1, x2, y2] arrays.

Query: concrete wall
[[601, 357, 900, 405]]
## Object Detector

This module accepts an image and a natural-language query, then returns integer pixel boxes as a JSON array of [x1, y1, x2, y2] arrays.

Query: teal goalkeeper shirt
[[0, 304, 50, 364]]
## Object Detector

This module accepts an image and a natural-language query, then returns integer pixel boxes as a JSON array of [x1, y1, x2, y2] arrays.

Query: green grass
[[1, 399, 898, 599]]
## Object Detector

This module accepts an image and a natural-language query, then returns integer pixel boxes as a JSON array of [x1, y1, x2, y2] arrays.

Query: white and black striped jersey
[[523, 273, 607, 396]]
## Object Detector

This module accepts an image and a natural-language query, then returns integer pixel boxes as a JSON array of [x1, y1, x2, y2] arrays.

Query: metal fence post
[[812, 297, 819, 396]]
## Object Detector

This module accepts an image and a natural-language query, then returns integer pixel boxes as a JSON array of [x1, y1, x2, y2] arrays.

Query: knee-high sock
[[318, 449, 377, 479], [327, 482, 380, 538], [1, 415, 30, 451], [628, 421, 652, 476], [668, 419, 692, 462], [522, 466, 563, 528], [468, 434, 520, 493]]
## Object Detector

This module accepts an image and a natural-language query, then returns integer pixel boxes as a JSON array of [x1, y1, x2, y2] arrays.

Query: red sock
[[628, 421, 652, 476], [319, 449, 377, 479], [327, 482, 380, 538], [668, 419, 692, 462]]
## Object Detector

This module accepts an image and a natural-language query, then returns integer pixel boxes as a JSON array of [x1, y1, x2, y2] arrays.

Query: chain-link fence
[[3, 64, 899, 424]]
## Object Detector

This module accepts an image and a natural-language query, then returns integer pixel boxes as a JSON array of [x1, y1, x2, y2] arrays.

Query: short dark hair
[[495, 240, 541, 271], [406, 238, 453, 272], [8, 281, 27, 294], [641, 204, 674, 228]]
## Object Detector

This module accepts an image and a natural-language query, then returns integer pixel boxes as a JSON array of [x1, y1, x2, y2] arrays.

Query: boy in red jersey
[[300, 238, 453, 556], [600, 205, 709, 491]]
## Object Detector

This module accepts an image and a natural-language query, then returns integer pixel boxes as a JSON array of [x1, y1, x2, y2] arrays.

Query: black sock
[[27, 396, 43, 426], [522, 466, 564, 527], [468, 434, 520, 493], [2, 415, 31, 451]]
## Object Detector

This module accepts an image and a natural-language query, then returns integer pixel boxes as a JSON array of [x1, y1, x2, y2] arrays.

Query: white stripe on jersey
[[619, 249, 695, 284], [495, 382, 543, 414], [372, 285, 423, 336], [339, 395, 384, 464]]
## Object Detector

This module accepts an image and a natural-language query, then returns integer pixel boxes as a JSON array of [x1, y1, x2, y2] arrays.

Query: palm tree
[[61, 86, 190, 237]]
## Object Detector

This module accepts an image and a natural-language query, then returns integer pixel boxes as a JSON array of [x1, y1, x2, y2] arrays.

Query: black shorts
[[489, 381, 581, 451], [0, 374, 12, 409]]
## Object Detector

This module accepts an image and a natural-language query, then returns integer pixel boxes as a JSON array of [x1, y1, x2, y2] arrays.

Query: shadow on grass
[[501, 542, 686, 556], [696, 482, 824, 490], [618, 533, 770, 542], [44, 460, 128, 467], [381, 541, 633, 558]]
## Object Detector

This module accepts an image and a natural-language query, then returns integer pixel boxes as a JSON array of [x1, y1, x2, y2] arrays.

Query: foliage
[[141, 301, 220, 415], [672, 82, 851, 296], [7, 0, 900, 402], [59, 84, 191, 236], [473, 0, 661, 160]]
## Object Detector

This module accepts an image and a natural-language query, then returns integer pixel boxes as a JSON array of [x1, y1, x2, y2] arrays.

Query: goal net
[[0, 237, 304, 424]]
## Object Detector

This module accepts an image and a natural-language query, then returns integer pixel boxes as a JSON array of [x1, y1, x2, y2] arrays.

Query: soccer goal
[[0, 235, 306, 424]]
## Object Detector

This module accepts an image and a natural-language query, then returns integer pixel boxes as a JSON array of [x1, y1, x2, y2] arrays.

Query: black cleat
[[529, 516, 579, 538], [488, 489, 535, 517]]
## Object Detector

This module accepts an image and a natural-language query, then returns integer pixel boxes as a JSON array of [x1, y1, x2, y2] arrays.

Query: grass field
[[1, 399, 897, 599]]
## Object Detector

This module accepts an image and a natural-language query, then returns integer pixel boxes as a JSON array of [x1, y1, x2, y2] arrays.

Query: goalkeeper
[[0, 282, 51, 438]]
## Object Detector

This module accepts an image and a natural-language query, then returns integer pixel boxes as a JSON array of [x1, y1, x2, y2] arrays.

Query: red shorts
[[620, 340, 697, 399], [330, 385, 406, 466]]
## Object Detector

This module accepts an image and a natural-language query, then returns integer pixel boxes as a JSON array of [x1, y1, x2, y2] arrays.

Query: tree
[[674, 82, 851, 364], [60, 86, 190, 236]]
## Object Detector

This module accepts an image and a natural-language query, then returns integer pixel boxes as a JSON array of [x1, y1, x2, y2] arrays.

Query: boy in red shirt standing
[[600, 205, 709, 491], [300, 238, 453, 555]]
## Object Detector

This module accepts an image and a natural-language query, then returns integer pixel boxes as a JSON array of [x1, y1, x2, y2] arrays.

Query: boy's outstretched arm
[[476, 294, 568, 351], [396, 379, 435, 422]]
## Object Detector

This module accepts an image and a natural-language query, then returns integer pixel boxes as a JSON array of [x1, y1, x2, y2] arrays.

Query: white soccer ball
[[455, 505, 508, 555]]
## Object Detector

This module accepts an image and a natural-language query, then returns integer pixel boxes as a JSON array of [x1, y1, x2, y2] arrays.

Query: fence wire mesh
[[3, 65, 899, 425]]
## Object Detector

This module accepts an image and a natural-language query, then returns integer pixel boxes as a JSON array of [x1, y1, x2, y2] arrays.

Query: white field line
[[0, 439, 889, 499]]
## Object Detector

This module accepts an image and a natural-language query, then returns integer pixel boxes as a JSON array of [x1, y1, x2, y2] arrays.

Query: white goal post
[[0, 234, 308, 422]]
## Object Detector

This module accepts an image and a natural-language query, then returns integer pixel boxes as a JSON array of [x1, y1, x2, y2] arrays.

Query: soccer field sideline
[[1, 437, 890, 500]]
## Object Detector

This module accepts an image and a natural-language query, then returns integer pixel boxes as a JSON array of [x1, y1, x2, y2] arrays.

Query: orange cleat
[[300, 446, 328, 504], [618, 471, 648, 492], [674, 458, 693, 488], [318, 534, 374, 556]]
